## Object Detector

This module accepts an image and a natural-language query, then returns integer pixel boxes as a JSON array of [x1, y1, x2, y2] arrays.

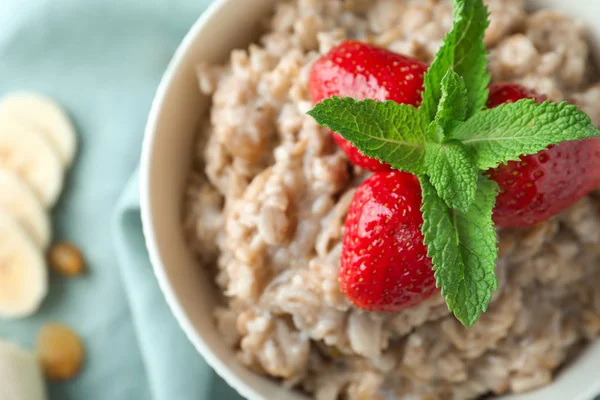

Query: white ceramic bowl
[[140, 1, 600, 399]]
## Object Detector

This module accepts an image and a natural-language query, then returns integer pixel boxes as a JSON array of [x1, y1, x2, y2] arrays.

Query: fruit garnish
[[486, 82, 547, 107], [340, 171, 437, 311], [0, 120, 64, 208], [0, 211, 48, 319], [308, 0, 600, 326], [0, 339, 46, 399], [491, 138, 600, 228], [0, 168, 51, 250], [309, 41, 428, 172], [0, 92, 78, 167], [485, 83, 600, 228]]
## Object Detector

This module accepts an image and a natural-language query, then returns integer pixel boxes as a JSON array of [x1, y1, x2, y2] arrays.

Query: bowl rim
[[140, 1, 600, 399], [139, 0, 262, 399]]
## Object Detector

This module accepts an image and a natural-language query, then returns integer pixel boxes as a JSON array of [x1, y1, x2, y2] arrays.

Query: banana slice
[[0, 211, 48, 319], [0, 121, 64, 208], [0, 340, 47, 400], [0, 169, 51, 249], [0, 93, 76, 166]]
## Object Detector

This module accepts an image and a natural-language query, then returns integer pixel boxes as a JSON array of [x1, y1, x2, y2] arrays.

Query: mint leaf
[[308, 97, 428, 174], [421, 0, 490, 122], [430, 70, 468, 142], [436, 70, 468, 128], [425, 141, 478, 212], [454, 99, 600, 170], [420, 174, 498, 327]]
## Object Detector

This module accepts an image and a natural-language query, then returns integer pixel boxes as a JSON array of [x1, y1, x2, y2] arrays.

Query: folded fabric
[[113, 170, 242, 400]]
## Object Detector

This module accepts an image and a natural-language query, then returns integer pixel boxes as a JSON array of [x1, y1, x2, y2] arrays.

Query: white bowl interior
[[140, 1, 600, 399]]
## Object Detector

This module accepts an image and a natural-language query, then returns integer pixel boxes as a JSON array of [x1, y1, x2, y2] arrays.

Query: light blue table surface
[[0, 0, 242, 399]]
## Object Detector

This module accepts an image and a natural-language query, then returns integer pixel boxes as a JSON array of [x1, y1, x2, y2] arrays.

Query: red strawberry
[[340, 171, 437, 312], [330, 132, 391, 173], [486, 83, 600, 228], [486, 82, 547, 107], [310, 40, 428, 172]]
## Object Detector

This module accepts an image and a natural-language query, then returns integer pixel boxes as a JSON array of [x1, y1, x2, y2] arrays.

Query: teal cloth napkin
[[0, 0, 241, 398], [113, 171, 241, 400]]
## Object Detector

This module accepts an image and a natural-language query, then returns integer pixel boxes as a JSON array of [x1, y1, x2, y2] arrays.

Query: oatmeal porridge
[[184, 0, 600, 399]]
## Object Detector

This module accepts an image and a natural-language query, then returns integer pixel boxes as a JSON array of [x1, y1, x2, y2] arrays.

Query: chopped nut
[[36, 323, 84, 381], [49, 242, 85, 277]]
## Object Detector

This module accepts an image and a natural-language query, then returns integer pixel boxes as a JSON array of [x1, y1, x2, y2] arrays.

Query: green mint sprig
[[308, 0, 600, 327]]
